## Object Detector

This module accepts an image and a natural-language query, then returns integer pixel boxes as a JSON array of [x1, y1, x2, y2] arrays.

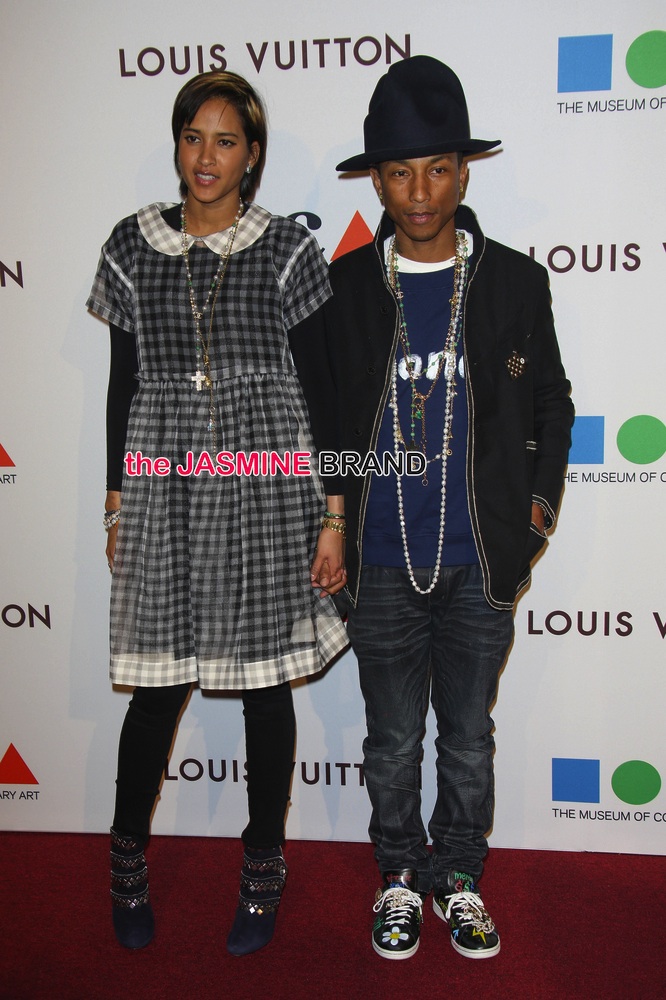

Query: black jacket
[[292, 204, 574, 609]]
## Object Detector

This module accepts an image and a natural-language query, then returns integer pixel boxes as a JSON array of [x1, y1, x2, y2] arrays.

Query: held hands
[[310, 528, 347, 597]]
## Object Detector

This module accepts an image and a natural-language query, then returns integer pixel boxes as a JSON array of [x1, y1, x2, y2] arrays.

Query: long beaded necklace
[[180, 198, 243, 450], [387, 230, 469, 595]]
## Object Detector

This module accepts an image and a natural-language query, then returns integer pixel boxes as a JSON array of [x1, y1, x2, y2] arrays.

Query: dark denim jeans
[[347, 563, 514, 893]]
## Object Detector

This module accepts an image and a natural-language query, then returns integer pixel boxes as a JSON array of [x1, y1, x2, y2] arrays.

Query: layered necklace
[[180, 198, 243, 451], [387, 230, 469, 595]]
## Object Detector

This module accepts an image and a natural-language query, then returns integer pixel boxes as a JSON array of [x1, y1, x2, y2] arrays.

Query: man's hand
[[531, 501, 546, 535]]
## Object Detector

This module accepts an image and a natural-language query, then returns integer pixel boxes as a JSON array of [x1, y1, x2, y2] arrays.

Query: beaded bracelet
[[103, 509, 121, 530], [322, 516, 346, 536]]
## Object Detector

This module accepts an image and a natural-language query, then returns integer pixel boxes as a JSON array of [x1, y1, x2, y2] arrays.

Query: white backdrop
[[2, 0, 665, 855]]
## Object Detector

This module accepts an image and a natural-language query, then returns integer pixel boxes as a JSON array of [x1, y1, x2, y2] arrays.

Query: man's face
[[370, 153, 468, 262]]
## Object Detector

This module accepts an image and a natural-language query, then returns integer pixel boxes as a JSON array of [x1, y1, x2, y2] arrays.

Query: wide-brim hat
[[336, 55, 500, 171]]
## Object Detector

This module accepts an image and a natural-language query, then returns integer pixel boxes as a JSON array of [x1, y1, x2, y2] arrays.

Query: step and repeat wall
[[2, 0, 665, 854]]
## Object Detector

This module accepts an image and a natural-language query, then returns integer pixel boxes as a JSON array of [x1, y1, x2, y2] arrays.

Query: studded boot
[[226, 846, 288, 956], [110, 828, 155, 949]]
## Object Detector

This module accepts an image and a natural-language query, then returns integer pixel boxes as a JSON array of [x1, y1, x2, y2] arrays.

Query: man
[[295, 56, 573, 960]]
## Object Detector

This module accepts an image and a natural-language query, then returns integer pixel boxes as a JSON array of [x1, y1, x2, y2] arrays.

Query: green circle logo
[[626, 30, 666, 88], [611, 760, 662, 805], [616, 415, 666, 464]]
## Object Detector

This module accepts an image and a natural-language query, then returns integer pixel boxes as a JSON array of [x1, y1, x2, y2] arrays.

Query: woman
[[87, 71, 348, 955]]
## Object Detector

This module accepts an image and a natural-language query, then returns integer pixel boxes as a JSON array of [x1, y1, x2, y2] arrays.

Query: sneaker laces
[[374, 885, 423, 926], [445, 891, 495, 934]]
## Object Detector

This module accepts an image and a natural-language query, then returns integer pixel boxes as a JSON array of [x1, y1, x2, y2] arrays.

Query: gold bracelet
[[322, 516, 346, 536]]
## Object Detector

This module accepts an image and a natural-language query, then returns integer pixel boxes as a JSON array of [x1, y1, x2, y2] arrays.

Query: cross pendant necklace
[[191, 370, 212, 392], [181, 199, 243, 447]]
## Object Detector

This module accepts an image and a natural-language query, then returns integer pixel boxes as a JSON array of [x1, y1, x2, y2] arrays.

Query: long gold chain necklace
[[387, 230, 469, 595], [180, 199, 242, 450]]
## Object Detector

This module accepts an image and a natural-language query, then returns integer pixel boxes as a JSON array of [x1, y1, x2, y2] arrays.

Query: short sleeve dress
[[88, 202, 349, 690]]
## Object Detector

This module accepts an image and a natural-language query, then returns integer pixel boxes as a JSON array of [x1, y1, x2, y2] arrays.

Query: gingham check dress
[[88, 203, 348, 689]]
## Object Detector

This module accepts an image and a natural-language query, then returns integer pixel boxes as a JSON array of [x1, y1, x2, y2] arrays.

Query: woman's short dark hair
[[172, 71, 268, 202]]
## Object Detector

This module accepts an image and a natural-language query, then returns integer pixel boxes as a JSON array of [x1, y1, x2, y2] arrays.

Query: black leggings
[[113, 682, 295, 847]]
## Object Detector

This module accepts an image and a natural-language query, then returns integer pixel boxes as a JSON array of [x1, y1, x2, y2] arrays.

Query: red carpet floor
[[1, 833, 664, 1000]]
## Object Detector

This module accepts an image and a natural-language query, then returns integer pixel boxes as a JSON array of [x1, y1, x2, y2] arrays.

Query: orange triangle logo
[[0, 744, 39, 784], [330, 211, 374, 261], [0, 443, 15, 467]]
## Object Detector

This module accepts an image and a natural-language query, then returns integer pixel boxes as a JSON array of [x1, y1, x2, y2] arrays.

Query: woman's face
[[178, 98, 259, 215]]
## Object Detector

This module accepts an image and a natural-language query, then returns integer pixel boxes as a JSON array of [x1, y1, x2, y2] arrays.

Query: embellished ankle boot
[[110, 828, 155, 949], [226, 846, 288, 956]]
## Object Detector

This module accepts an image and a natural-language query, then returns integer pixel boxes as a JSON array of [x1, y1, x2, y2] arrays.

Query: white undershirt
[[383, 230, 474, 273]]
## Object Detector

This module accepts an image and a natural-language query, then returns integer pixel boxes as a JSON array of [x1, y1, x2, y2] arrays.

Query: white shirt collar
[[383, 230, 474, 273]]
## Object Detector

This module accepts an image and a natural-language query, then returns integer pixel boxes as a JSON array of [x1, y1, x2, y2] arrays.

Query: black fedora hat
[[336, 55, 501, 171]]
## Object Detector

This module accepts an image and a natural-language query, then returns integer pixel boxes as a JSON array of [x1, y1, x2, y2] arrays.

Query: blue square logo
[[569, 415, 605, 464], [558, 35, 613, 93], [552, 758, 600, 803]]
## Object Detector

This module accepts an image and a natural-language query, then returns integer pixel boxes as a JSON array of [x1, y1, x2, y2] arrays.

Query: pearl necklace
[[180, 199, 243, 450], [388, 230, 469, 595]]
